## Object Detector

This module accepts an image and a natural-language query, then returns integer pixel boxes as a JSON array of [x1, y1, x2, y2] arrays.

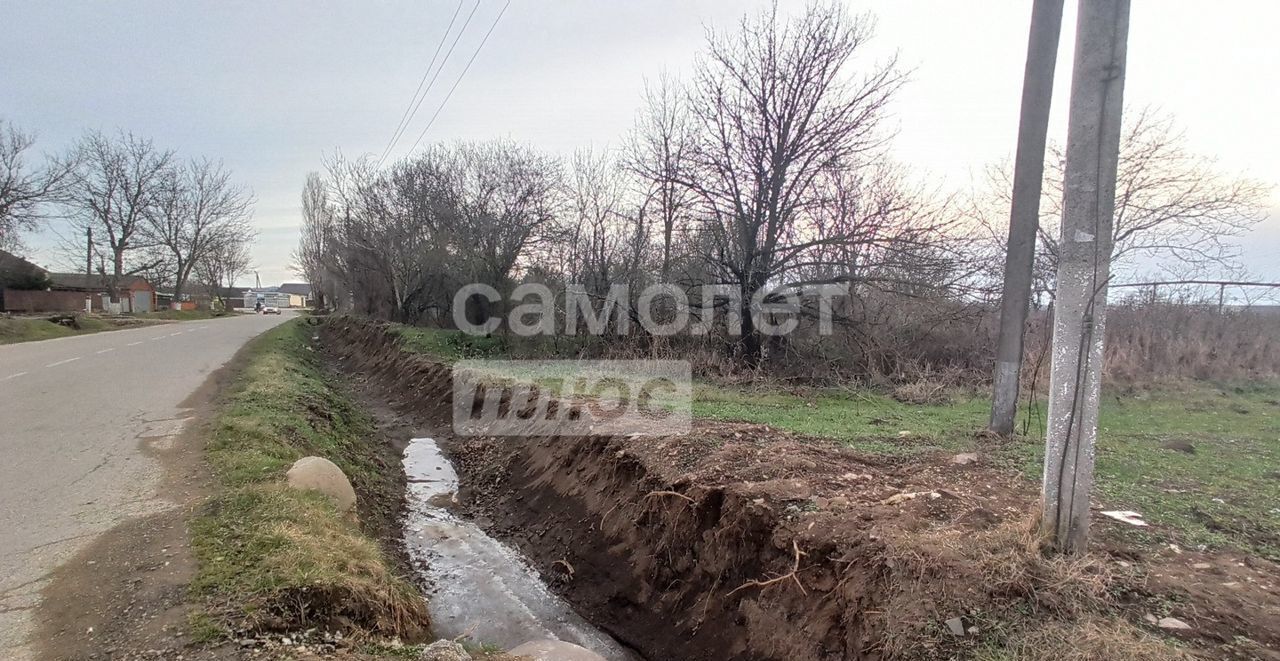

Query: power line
[[406, 0, 511, 155], [375, 0, 466, 168], [376, 0, 482, 169]]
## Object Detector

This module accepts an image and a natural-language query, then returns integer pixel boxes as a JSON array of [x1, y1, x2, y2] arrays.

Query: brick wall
[[0, 289, 103, 313]]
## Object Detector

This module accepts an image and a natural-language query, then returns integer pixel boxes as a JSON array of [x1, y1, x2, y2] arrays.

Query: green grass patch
[[696, 380, 1280, 559], [191, 319, 429, 639], [390, 324, 507, 362], [694, 383, 989, 454], [0, 315, 113, 344]]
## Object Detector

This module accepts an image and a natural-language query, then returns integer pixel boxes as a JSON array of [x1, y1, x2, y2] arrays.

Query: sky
[[2, 0, 1277, 291]]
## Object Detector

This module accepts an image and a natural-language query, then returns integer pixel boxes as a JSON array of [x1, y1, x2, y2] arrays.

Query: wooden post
[[1042, 0, 1131, 554], [85, 228, 93, 278], [990, 0, 1066, 436]]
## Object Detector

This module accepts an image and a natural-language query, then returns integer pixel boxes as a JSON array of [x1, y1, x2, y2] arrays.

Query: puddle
[[402, 438, 639, 660]]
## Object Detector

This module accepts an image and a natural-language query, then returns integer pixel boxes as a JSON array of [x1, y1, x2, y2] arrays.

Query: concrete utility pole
[[1042, 0, 1130, 554], [989, 0, 1066, 436]]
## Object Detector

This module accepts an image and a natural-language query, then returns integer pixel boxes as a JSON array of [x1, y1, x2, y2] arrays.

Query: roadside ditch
[[320, 316, 1188, 661]]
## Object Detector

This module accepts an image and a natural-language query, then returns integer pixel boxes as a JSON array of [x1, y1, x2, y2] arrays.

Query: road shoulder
[[33, 331, 250, 661]]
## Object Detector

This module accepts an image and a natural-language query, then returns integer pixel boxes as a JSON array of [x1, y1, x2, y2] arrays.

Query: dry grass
[[891, 379, 953, 405], [1103, 303, 1280, 383], [982, 618, 1192, 661], [877, 512, 1182, 659], [192, 485, 428, 638]]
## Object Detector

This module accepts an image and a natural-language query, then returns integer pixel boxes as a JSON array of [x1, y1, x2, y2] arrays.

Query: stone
[[944, 617, 966, 636], [420, 640, 471, 661], [508, 640, 605, 661], [1157, 617, 1192, 631], [950, 452, 980, 466], [286, 456, 357, 512], [1191, 562, 1212, 570]]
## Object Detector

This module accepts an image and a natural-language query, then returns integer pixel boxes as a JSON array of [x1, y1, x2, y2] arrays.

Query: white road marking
[[150, 336, 165, 341], [198, 326, 209, 330], [45, 357, 81, 368], [127, 341, 143, 346], [169, 332, 183, 337], [1, 371, 28, 381], [96, 348, 116, 354]]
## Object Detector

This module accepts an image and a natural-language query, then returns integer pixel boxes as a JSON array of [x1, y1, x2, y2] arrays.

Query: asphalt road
[[0, 312, 291, 660]]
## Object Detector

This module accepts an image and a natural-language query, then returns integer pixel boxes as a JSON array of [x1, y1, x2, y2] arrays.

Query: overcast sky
[[3, 0, 1277, 290]]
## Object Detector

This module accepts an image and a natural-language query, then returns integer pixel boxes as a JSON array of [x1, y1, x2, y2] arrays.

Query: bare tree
[[0, 120, 76, 251], [567, 146, 633, 294], [451, 140, 563, 297], [625, 73, 695, 282], [303, 140, 562, 324], [293, 171, 340, 310], [679, 2, 904, 363], [67, 131, 174, 302], [146, 158, 254, 304], [195, 235, 253, 304]]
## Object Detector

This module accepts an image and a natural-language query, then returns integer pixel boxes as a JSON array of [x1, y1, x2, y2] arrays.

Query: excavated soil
[[322, 317, 1280, 661]]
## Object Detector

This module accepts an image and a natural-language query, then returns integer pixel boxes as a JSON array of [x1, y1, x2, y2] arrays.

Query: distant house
[[47, 273, 157, 313], [209, 286, 246, 310], [243, 288, 291, 309], [0, 250, 51, 289], [278, 283, 311, 308]]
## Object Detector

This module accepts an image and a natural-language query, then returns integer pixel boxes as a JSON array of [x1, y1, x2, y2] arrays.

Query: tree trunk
[[990, 0, 1066, 435], [1042, 0, 1130, 554]]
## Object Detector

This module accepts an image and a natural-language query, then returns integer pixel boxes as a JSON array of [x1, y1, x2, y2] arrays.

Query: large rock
[[420, 640, 471, 661], [286, 456, 357, 512], [508, 640, 605, 661]]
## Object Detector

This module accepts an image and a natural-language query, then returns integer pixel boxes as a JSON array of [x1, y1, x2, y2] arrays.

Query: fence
[[1111, 279, 1280, 310], [0, 289, 101, 313]]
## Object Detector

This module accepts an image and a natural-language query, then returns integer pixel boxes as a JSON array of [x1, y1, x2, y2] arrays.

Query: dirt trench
[[320, 317, 1071, 661]]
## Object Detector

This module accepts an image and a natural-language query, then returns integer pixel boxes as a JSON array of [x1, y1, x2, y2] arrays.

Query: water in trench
[[402, 438, 639, 660]]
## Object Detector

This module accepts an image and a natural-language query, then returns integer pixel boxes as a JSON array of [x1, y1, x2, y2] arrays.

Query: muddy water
[[402, 438, 639, 660]]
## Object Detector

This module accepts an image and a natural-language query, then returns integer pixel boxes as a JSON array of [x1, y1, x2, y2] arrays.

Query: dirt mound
[[320, 317, 1231, 660]]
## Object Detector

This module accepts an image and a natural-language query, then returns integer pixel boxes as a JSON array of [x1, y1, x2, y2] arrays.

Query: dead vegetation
[[876, 512, 1148, 658]]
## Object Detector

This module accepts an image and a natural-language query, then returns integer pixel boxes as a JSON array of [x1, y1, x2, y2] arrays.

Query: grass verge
[[0, 314, 114, 344], [190, 319, 430, 639], [134, 309, 231, 321]]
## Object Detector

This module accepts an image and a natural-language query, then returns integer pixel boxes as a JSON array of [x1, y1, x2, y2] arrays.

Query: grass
[[0, 315, 114, 344], [696, 380, 1280, 560], [694, 384, 991, 454], [390, 324, 507, 362], [190, 319, 430, 639], [134, 309, 230, 321], [0, 308, 229, 345]]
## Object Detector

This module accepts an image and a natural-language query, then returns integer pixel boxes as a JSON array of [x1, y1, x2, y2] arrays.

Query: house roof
[[278, 283, 311, 296], [47, 273, 153, 291], [0, 249, 47, 279]]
